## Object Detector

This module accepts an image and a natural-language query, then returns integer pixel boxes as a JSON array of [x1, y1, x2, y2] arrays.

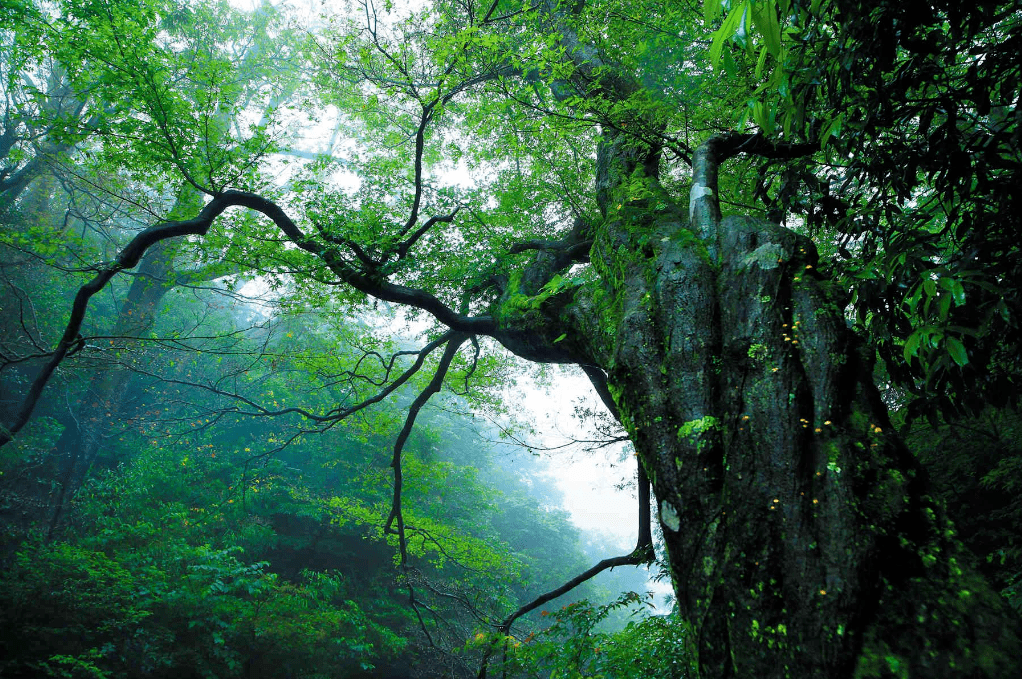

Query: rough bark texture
[[592, 209, 1020, 676], [493, 132, 1022, 676], [560, 161, 1019, 675]]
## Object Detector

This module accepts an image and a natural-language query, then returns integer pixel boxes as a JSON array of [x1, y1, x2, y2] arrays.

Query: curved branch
[[0, 189, 495, 448], [116, 331, 457, 425], [396, 205, 461, 260], [691, 132, 820, 237], [384, 332, 471, 564], [477, 506, 654, 679], [224, 191, 495, 334], [1, 193, 236, 445]]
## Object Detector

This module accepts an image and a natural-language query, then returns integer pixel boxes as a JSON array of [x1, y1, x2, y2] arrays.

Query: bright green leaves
[[901, 271, 972, 369], [702, 0, 839, 144], [749, 0, 782, 59], [708, 1, 748, 71], [945, 337, 969, 368], [36, 0, 296, 193], [707, 0, 782, 67]]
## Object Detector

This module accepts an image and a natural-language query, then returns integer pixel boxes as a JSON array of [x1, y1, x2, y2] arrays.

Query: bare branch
[[384, 332, 470, 563]]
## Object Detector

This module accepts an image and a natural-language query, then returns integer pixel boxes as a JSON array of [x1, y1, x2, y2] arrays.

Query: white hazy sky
[[506, 367, 639, 552]]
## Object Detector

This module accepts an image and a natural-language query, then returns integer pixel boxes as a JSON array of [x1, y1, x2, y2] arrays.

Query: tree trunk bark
[[553, 135, 1022, 677]]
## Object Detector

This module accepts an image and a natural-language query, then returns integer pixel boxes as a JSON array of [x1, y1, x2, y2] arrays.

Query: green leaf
[[938, 277, 966, 306], [755, 44, 769, 79], [553, 333, 567, 343], [753, 101, 775, 135], [750, 0, 782, 58], [938, 294, 952, 322], [709, 1, 748, 71], [946, 337, 968, 367], [820, 114, 843, 149], [903, 330, 922, 362], [704, 0, 723, 25]]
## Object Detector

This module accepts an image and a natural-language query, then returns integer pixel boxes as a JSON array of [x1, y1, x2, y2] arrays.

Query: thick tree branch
[[0, 194, 236, 445], [0, 189, 495, 447], [691, 132, 819, 241]]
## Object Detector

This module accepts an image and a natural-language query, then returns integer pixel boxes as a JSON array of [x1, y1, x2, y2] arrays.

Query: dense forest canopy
[[2, 0, 1022, 676]]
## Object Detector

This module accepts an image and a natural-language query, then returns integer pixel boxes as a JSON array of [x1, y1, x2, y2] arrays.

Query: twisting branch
[[394, 103, 436, 241], [225, 191, 495, 334], [384, 332, 469, 559], [0, 189, 496, 448]]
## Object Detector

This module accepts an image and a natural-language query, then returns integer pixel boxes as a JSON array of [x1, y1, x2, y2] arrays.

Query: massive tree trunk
[[497, 132, 1021, 676]]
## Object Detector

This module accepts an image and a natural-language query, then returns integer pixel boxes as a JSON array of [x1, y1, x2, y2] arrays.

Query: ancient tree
[[2, 0, 1020, 675]]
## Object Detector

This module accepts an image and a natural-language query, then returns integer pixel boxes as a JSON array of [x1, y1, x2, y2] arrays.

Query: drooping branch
[[384, 332, 471, 562], [477, 488, 654, 679], [396, 205, 462, 260], [477, 366, 654, 678], [581, 363, 651, 552], [381, 331, 471, 653]]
